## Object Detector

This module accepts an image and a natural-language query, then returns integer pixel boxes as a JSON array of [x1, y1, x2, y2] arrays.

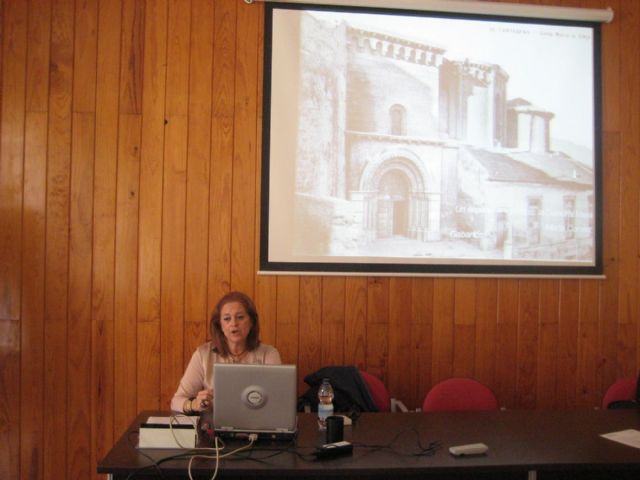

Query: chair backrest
[[602, 377, 638, 409], [359, 370, 391, 412], [422, 378, 498, 412]]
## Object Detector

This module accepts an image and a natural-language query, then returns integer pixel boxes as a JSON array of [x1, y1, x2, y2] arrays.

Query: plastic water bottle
[[317, 378, 334, 429]]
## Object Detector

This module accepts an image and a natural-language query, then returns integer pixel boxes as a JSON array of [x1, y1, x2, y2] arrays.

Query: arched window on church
[[390, 104, 406, 136]]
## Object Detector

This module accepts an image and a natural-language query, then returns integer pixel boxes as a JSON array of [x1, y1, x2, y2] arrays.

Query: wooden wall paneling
[[255, 276, 277, 347], [515, 280, 540, 409], [72, 0, 97, 113], [230, 1, 259, 294], [20, 112, 47, 480], [577, 280, 601, 407], [366, 278, 389, 384], [160, 115, 189, 406], [617, 0, 640, 374], [599, 0, 621, 133], [25, 0, 51, 112], [275, 276, 300, 366], [474, 279, 497, 391], [136, 0, 167, 411], [536, 279, 560, 409], [253, 0, 264, 256], [0, 0, 2, 113], [557, 280, 580, 408], [628, 1, 640, 371], [598, 0, 622, 389], [388, 278, 415, 408], [494, 281, 519, 407], [344, 277, 367, 369], [431, 279, 455, 387], [0, 322, 20, 478], [165, 0, 191, 117], [600, 132, 621, 388], [92, 0, 122, 473], [119, 0, 144, 115], [21, 1, 49, 456], [411, 278, 434, 409], [208, 0, 236, 305], [165, 0, 190, 116], [254, 0, 264, 130], [43, 0, 74, 477], [615, 286, 639, 372], [159, 0, 191, 407], [184, 0, 214, 360], [163, 0, 189, 113], [0, 1, 26, 478], [68, 4, 97, 476], [67, 112, 95, 480], [321, 277, 346, 366], [0, 0, 27, 320], [297, 277, 322, 392], [113, 113, 141, 436], [452, 278, 476, 378]]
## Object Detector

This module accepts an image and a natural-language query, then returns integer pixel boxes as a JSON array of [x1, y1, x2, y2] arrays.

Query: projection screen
[[260, 2, 603, 276]]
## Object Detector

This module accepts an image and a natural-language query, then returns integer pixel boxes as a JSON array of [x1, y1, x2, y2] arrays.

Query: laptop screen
[[213, 363, 298, 437]]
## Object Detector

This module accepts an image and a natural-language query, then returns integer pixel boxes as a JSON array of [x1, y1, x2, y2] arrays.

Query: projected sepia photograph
[[263, 5, 600, 273]]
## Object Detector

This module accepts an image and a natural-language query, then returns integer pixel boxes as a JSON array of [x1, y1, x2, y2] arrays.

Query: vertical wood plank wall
[[0, 0, 638, 478]]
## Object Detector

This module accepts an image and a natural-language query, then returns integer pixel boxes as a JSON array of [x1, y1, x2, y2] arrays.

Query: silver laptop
[[213, 363, 298, 440]]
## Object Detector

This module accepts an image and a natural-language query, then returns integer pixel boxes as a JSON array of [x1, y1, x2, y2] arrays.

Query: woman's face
[[220, 301, 252, 348]]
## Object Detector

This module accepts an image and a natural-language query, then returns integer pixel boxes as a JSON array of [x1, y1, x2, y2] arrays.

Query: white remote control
[[449, 443, 489, 456]]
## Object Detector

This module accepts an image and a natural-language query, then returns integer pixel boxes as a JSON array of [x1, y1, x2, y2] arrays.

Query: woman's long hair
[[210, 291, 261, 357]]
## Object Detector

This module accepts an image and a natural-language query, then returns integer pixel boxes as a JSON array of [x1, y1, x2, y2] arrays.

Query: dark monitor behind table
[[212, 363, 298, 440]]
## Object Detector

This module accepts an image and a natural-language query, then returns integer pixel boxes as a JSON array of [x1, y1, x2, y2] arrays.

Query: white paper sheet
[[601, 429, 640, 449]]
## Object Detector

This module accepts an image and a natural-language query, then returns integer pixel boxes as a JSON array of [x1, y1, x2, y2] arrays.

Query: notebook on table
[[213, 363, 298, 440]]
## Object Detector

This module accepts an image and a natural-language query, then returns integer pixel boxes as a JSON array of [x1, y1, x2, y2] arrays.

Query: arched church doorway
[[376, 169, 410, 238], [358, 151, 441, 243]]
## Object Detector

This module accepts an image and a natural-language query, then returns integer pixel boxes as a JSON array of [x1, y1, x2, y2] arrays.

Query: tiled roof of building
[[467, 147, 593, 187]]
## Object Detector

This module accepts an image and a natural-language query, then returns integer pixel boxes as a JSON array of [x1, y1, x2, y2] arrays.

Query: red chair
[[359, 370, 391, 412], [422, 378, 498, 412], [359, 370, 409, 412], [601, 377, 638, 409]]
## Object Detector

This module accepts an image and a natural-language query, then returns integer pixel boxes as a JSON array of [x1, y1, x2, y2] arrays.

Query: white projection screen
[[260, 2, 603, 276]]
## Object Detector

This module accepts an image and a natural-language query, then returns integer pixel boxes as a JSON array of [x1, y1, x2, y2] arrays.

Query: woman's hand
[[192, 388, 213, 412]]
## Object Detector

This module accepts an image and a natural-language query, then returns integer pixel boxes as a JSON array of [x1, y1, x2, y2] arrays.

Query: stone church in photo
[[291, 12, 594, 262]]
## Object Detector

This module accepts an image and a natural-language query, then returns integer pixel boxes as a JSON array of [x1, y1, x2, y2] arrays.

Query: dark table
[[98, 409, 640, 479]]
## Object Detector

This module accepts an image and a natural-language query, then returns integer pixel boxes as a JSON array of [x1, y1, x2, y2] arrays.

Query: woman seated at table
[[171, 291, 282, 413]]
